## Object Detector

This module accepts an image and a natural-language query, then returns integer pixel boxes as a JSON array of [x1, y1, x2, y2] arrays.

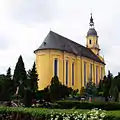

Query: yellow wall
[[35, 49, 105, 91]]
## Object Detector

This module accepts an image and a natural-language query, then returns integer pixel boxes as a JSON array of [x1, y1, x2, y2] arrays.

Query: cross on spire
[[89, 13, 94, 27]]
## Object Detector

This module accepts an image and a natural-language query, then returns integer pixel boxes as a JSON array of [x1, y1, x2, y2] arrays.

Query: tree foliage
[[50, 76, 62, 100], [13, 55, 27, 97], [27, 62, 38, 92], [80, 87, 86, 96], [85, 78, 97, 98], [36, 76, 74, 101], [24, 62, 39, 106], [110, 72, 120, 102], [24, 88, 33, 107], [100, 71, 113, 101], [0, 67, 13, 101]]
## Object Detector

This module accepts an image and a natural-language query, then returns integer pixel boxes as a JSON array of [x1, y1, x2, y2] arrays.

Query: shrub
[[0, 107, 119, 120], [57, 100, 120, 110]]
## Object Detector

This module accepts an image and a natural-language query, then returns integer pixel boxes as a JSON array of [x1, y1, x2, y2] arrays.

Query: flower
[[49, 108, 106, 120]]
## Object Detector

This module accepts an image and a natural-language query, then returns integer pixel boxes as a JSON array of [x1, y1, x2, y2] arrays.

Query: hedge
[[0, 106, 120, 119], [0, 106, 87, 120], [56, 100, 120, 110]]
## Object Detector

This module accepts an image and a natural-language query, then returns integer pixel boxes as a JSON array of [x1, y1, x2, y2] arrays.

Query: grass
[[107, 110, 120, 117]]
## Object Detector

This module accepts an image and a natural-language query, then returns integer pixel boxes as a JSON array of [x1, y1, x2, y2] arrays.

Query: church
[[34, 14, 105, 91]]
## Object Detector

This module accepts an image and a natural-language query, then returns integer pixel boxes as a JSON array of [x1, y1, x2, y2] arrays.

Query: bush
[[57, 100, 120, 110], [0, 106, 119, 120]]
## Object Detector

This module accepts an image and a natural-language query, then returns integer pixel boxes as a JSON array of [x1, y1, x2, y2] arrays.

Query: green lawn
[[107, 110, 120, 117]]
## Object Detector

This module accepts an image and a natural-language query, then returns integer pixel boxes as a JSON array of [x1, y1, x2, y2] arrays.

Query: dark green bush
[[57, 100, 120, 110]]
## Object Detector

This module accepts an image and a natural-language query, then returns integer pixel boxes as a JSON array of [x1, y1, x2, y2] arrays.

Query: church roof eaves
[[34, 31, 105, 65]]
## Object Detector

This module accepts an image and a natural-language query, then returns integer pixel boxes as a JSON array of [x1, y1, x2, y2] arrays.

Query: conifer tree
[[6, 67, 14, 96], [24, 62, 38, 106], [13, 55, 27, 97], [27, 62, 38, 92], [85, 78, 97, 98], [6, 67, 12, 79], [0, 68, 13, 101], [50, 76, 61, 100]]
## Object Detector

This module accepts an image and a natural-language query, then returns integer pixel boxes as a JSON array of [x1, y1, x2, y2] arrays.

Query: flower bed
[[49, 108, 106, 120]]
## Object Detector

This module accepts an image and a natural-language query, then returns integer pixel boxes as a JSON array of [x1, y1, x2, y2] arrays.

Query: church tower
[[86, 13, 100, 56]]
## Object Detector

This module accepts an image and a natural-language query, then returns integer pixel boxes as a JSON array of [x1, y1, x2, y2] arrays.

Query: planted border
[[57, 100, 120, 110], [0, 106, 120, 120]]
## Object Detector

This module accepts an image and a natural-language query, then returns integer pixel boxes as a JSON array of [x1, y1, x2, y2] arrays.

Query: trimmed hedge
[[0, 107, 87, 120], [0, 106, 120, 120], [56, 100, 120, 110]]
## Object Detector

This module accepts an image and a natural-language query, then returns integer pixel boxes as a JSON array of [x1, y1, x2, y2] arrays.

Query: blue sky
[[0, 0, 120, 76]]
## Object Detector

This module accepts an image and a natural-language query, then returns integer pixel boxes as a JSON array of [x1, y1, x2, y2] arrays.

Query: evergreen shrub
[[57, 100, 120, 110]]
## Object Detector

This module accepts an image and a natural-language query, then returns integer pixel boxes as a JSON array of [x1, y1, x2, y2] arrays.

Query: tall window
[[101, 67, 103, 79], [54, 58, 58, 76], [84, 62, 87, 86], [90, 64, 92, 80], [89, 39, 92, 44], [96, 66, 98, 85], [66, 60, 68, 85], [72, 62, 74, 86]]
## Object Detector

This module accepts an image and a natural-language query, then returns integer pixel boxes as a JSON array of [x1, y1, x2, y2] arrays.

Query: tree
[[24, 62, 39, 106], [112, 85, 119, 102], [24, 88, 33, 107], [85, 79, 97, 98], [49, 76, 73, 101], [27, 62, 38, 92], [6, 67, 12, 79], [107, 70, 113, 86], [13, 55, 27, 97], [6, 67, 14, 98], [116, 73, 120, 91], [0, 70, 13, 101], [102, 76, 110, 101], [109, 72, 120, 101], [98, 80, 103, 93], [80, 87, 86, 96], [50, 76, 61, 101]]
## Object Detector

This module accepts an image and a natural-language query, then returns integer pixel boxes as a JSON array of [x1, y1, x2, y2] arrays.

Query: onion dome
[[87, 28, 97, 36]]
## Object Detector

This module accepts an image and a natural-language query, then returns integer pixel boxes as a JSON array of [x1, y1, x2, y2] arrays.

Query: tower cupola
[[87, 13, 97, 36], [86, 13, 100, 56]]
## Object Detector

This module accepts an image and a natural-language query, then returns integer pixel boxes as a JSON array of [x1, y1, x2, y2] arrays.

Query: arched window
[[54, 58, 58, 76], [89, 39, 92, 44], [72, 62, 74, 86], [101, 67, 103, 79], [90, 64, 92, 80], [84, 62, 87, 86], [66, 60, 68, 85], [96, 66, 98, 85]]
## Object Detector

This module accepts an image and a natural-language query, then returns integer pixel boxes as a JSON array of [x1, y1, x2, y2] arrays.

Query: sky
[[0, 0, 120, 76]]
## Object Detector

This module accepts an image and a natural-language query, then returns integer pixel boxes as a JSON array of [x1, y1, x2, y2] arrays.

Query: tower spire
[[89, 13, 94, 27]]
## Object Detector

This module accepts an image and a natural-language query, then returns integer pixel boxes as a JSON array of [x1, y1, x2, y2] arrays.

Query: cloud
[[0, 0, 120, 76], [8, 0, 58, 24], [0, 35, 11, 50]]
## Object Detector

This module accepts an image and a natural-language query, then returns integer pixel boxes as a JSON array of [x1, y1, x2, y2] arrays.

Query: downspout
[[93, 61, 95, 83], [63, 51, 64, 84], [81, 56, 82, 87]]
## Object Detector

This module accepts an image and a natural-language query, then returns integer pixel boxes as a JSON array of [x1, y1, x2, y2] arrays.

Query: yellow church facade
[[34, 14, 105, 91]]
